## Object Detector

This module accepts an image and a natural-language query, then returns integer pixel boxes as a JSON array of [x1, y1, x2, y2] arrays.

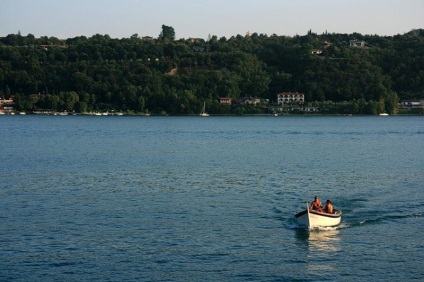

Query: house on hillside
[[323, 41, 331, 48], [277, 92, 304, 104], [349, 40, 365, 47], [219, 97, 233, 105], [399, 100, 424, 109], [238, 97, 269, 106], [0, 97, 14, 106], [189, 38, 203, 43], [0, 96, 15, 114]]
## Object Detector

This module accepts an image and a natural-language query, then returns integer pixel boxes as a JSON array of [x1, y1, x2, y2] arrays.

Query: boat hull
[[295, 209, 342, 229]]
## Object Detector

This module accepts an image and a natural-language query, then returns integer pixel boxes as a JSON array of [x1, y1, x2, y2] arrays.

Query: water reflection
[[295, 228, 341, 273], [295, 228, 341, 252], [307, 228, 341, 252]]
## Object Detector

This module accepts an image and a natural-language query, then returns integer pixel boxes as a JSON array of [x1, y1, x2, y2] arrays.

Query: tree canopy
[[1, 27, 423, 115], [158, 25, 176, 42]]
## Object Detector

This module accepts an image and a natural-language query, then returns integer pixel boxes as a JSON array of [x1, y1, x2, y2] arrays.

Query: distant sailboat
[[199, 101, 209, 116]]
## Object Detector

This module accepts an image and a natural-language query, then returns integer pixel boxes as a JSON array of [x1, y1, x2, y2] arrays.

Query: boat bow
[[295, 202, 342, 229]]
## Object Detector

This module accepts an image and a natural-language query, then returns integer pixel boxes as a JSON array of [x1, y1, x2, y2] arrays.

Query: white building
[[277, 92, 304, 104], [399, 100, 424, 109], [349, 40, 365, 47]]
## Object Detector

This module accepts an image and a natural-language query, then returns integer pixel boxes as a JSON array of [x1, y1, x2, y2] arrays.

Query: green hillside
[[1, 26, 423, 115]]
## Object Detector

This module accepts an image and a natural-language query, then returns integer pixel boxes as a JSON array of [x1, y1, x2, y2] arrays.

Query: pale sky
[[1, 0, 423, 39]]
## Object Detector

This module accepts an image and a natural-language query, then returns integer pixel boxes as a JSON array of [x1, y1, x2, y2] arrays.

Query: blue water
[[1, 115, 423, 281]]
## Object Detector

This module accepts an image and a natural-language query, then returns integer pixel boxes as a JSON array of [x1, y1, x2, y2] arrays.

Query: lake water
[[1, 115, 423, 281]]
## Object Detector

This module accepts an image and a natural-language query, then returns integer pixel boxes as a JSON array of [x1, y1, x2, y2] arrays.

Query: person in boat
[[310, 196, 323, 212], [324, 199, 334, 214]]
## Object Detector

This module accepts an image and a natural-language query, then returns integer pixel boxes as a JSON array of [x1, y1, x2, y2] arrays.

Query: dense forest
[[1, 26, 423, 115]]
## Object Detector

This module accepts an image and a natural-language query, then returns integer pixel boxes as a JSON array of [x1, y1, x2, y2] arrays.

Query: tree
[[158, 25, 175, 42], [384, 91, 399, 115], [1, 29, 423, 115], [57, 91, 79, 111]]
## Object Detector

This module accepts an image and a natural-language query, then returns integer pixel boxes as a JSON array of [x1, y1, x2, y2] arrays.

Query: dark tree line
[[1, 26, 423, 114]]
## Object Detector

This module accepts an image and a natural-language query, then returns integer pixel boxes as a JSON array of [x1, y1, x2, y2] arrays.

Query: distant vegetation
[[1, 26, 423, 115]]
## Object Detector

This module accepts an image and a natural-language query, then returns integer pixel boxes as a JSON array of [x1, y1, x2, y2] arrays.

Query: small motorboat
[[295, 202, 342, 229]]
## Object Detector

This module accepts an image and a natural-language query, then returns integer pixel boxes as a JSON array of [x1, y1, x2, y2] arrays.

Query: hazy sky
[[1, 0, 423, 39]]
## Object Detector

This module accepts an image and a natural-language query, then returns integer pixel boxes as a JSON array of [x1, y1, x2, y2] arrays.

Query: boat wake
[[310, 226, 339, 231], [284, 219, 348, 231], [344, 212, 422, 228]]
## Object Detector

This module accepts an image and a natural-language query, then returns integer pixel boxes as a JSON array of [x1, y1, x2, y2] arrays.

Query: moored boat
[[295, 202, 342, 229], [199, 101, 209, 116]]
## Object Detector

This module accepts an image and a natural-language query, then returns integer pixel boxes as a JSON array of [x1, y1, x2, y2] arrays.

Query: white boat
[[379, 113, 389, 116], [295, 202, 342, 229], [199, 101, 209, 116]]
